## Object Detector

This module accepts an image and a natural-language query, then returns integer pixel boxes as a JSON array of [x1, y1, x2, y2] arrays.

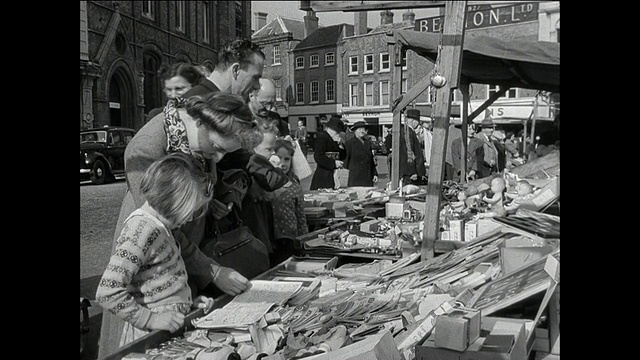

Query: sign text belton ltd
[[415, 2, 539, 33]]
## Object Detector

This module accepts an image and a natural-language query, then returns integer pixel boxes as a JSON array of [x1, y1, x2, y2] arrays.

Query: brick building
[[336, 2, 559, 140], [288, 21, 354, 134], [340, 10, 434, 140], [80, 1, 252, 131], [251, 13, 307, 124]]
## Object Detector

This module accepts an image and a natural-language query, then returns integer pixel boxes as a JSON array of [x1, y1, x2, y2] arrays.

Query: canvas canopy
[[392, 30, 560, 93]]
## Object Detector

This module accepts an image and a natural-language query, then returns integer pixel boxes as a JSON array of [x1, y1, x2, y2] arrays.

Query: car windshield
[[80, 131, 107, 143]]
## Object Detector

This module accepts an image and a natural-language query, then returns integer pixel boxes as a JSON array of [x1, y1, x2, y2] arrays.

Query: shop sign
[[415, 2, 539, 32], [479, 104, 550, 119]]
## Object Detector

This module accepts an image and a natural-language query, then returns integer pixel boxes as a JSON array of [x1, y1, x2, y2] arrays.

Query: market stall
[[386, 27, 560, 259], [99, 213, 559, 360]]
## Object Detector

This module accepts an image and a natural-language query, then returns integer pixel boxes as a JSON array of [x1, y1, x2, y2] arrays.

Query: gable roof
[[295, 24, 354, 51], [252, 15, 306, 40]]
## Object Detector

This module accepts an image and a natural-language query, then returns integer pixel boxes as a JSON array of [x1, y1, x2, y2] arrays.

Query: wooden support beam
[[468, 87, 508, 121], [300, 1, 530, 12], [389, 42, 403, 189], [460, 82, 470, 182], [422, 1, 468, 261]]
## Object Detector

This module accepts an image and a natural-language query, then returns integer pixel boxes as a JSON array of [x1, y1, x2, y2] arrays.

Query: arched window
[[143, 51, 161, 114]]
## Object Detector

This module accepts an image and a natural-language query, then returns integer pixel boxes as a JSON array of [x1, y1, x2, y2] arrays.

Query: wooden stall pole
[[388, 41, 403, 189], [459, 82, 470, 182], [421, 1, 467, 260]]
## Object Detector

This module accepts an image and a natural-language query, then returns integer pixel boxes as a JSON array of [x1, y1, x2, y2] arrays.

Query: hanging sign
[[415, 2, 539, 32]]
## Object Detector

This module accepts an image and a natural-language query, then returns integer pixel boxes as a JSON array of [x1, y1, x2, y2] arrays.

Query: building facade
[[288, 23, 354, 134], [336, 2, 559, 140], [252, 14, 307, 125], [80, 0, 252, 131], [340, 10, 434, 140]]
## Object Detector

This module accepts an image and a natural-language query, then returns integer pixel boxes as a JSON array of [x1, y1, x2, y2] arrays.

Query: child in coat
[[242, 121, 290, 265], [270, 139, 309, 265], [95, 152, 215, 347]]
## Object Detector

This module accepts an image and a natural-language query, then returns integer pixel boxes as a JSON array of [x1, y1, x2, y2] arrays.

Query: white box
[[449, 220, 463, 241], [440, 230, 451, 241], [464, 221, 478, 242]]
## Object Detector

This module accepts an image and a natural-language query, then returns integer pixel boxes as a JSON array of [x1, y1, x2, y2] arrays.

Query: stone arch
[[105, 58, 137, 129], [174, 51, 193, 64]]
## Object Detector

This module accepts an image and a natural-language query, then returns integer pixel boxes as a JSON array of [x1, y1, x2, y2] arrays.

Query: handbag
[[333, 168, 349, 189], [201, 207, 270, 280], [291, 141, 313, 179]]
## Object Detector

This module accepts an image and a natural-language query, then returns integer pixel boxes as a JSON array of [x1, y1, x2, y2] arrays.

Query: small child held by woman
[[269, 139, 309, 265], [95, 152, 215, 347]]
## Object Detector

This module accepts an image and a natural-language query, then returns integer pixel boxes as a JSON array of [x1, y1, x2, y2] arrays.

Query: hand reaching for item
[[212, 265, 251, 296], [335, 160, 344, 169]]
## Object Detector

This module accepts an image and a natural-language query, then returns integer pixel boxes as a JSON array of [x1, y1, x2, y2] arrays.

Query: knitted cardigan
[[96, 209, 192, 330]]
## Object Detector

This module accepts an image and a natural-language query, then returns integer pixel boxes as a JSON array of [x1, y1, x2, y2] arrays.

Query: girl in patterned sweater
[[96, 152, 215, 347], [270, 139, 309, 265]]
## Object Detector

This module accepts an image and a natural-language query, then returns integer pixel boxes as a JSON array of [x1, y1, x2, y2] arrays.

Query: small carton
[[449, 220, 464, 241], [434, 308, 481, 352], [464, 221, 477, 242], [386, 196, 409, 220]]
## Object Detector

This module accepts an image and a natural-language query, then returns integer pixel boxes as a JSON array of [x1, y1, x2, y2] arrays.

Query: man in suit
[[451, 123, 485, 182], [475, 117, 499, 178]]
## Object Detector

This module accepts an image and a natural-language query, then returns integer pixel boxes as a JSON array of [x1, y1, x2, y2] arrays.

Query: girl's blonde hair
[[140, 153, 213, 228]]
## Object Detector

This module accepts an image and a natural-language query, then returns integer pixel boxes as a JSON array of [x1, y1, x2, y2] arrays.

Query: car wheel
[[91, 160, 109, 185]]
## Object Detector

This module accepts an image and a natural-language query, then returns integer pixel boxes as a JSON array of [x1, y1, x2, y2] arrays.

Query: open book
[[192, 280, 302, 329]]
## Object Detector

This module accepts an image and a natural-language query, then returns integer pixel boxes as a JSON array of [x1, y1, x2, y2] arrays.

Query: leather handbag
[[201, 207, 270, 280]]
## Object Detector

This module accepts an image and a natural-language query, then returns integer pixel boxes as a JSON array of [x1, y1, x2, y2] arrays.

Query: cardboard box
[[360, 219, 381, 233], [449, 220, 464, 241], [434, 308, 481, 352], [499, 237, 556, 275], [386, 198, 409, 220], [464, 221, 478, 242], [416, 319, 526, 360]]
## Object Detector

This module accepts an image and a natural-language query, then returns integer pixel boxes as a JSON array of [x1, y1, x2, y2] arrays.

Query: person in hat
[[474, 117, 499, 178], [406, 109, 434, 171], [309, 116, 346, 190], [397, 109, 426, 185], [451, 123, 484, 182], [344, 121, 378, 187]]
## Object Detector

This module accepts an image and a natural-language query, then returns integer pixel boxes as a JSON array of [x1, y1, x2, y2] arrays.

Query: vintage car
[[80, 126, 136, 184]]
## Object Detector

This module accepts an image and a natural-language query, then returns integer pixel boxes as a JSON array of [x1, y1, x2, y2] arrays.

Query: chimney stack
[[380, 10, 394, 25], [402, 10, 415, 26], [354, 11, 367, 36], [304, 10, 319, 38], [254, 12, 267, 31]]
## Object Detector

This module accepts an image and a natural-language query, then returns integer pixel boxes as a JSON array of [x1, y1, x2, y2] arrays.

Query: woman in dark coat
[[309, 117, 346, 190], [344, 121, 378, 187]]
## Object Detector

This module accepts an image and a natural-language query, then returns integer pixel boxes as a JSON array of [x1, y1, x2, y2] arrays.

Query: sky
[[251, 1, 441, 31]]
